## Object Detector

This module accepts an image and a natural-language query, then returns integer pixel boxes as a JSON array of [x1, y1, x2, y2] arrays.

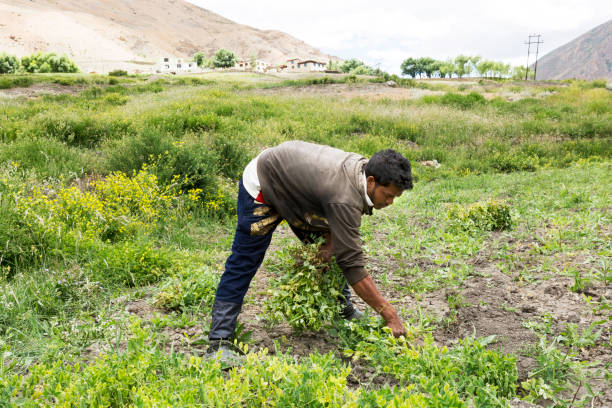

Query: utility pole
[[524, 34, 543, 80]]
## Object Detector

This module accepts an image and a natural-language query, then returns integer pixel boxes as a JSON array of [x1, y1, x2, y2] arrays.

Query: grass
[[0, 73, 610, 406]]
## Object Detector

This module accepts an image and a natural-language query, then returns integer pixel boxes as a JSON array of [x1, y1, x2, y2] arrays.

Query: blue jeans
[[214, 179, 351, 306]]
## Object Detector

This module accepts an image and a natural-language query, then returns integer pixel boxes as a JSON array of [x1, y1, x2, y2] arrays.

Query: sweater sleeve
[[324, 202, 369, 285]]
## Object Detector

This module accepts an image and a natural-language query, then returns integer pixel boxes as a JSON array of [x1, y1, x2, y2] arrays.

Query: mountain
[[0, 0, 335, 73], [535, 20, 612, 80]]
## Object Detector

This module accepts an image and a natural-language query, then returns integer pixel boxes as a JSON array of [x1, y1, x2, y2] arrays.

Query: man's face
[[366, 176, 403, 209]]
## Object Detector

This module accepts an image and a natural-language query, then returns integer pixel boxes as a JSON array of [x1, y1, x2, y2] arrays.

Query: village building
[[157, 57, 199, 73], [234, 58, 270, 73], [284, 58, 327, 72]]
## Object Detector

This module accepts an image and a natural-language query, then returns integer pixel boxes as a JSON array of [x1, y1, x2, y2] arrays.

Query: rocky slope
[[0, 0, 335, 73], [535, 19, 611, 80]]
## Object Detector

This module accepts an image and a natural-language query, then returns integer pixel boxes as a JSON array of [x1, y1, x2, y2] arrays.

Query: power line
[[524, 34, 543, 81]]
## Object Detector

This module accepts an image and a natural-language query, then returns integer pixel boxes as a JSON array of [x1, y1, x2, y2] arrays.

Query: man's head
[[365, 149, 412, 209]]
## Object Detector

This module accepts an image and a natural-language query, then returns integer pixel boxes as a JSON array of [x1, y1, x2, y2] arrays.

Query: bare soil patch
[[254, 82, 444, 100], [0, 83, 85, 98]]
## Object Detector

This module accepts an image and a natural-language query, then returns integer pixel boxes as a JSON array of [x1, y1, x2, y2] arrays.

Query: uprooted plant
[[264, 240, 346, 333]]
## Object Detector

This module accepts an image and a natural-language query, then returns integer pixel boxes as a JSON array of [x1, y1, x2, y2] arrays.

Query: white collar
[[363, 173, 373, 207]]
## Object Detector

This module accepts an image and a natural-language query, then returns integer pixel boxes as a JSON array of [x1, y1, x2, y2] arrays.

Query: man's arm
[[351, 275, 407, 337]]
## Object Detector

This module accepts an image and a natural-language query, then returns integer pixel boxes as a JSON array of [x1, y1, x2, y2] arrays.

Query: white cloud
[[189, 1, 611, 74]]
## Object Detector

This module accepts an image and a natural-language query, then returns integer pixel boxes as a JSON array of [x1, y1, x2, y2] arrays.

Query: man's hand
[[351, 275, 407, 338], [318, 232, 335, 264], [382, 310, 407, 338]]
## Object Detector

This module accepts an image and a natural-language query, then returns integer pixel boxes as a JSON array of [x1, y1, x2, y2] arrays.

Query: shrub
[[89, 240, 176, 286], [264, 242, 346, 333], [154, 266, 219, 311], [0, 186, 52, 276], [103, 93, 129, 106], [440, 92, 486, 109], [0, 76, 33, 89], [37, 112, 134, 147], [20, 52, 79, 73], [108, 69, 128, 77], [0, 53, 20, 74], [447, 199, 513, 231]]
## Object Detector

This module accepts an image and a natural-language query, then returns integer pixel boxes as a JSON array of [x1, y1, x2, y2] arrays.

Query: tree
[[212, 49, 237, 68], [327, 59, 340, 71], [453, 55, 470, 78], [438, 59, 456, 78], [193, 52, 206, 67], [420, 57, 440, 78], [350, 65, 373, 75], [476, 60, 494, 78], [511, 65, 533, 80], [340, 58, 364, 73], [0, 52, 19, 74], [400, 57, 419, 78]]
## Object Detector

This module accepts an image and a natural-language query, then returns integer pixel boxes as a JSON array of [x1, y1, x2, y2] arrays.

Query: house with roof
[[234, 58, 270, 73], [284, 58, 327, 72], [157, 57, 199, 73]]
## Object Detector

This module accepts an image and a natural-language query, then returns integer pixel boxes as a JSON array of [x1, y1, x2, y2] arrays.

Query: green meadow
[[0, 72, 610, 407]]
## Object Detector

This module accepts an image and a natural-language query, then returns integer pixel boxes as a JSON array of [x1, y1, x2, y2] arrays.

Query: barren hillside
[[0, 0, 335, 73], [535, 19, 612, 80]]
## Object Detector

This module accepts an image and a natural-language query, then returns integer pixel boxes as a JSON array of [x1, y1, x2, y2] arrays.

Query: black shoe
[[342, 305, 364, 321], [206, 340, 244, 366]]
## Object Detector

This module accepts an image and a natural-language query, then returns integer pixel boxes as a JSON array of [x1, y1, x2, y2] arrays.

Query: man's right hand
[[351, 275, 407, 338], [384, 313, 407, 338]]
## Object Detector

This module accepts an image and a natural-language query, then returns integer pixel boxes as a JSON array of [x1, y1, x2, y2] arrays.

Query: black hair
[[365, 149, 413, 190]]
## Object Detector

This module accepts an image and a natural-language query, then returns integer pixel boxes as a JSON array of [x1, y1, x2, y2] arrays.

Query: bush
[[0, 138, 92, 178], [447, 199, 513, 231], [0, 76, 33, 89], [20, 52, 79, 73], [103, 93, 129, 106], [440, 92, 486, 109], [89, 240, 176, 286], [264, 242, 346, 333], [0, 53, 20, 74], [37, 112, 133, 147], [108, 69, 128, 77]]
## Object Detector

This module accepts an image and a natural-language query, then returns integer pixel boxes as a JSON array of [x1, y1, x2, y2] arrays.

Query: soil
[[254, 82, 444, 100], [0, 82, 86, 98], [117, 218, 610, 406]]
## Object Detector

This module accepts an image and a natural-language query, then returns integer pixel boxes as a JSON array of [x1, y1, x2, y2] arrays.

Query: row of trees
[[0, 52, 79, 74], [400, 55, 529, 80], [326, 58, 378, 75], [193, 49, 237, 69]]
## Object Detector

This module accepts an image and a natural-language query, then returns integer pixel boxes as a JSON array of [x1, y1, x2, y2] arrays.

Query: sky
[[188, 0, 610, 74]]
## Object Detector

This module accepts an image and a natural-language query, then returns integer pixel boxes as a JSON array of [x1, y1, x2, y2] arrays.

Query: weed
[[154, 266, 219, 312], [264, 242, 346, 333], [447, 199, 513, 231], [558, 322, 603, 350]]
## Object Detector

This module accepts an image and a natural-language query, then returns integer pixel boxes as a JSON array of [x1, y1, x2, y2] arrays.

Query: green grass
[[0, 74, 610, 407]]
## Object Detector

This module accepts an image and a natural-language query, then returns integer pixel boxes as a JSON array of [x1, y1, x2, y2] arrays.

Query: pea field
[[0, 72, 610, 407]]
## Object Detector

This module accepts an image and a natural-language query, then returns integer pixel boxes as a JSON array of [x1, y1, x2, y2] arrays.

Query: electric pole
[[524, 34, 543, 81]]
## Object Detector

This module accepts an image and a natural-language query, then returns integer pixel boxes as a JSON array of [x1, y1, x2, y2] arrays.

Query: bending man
[[209, 140, 413, 355]]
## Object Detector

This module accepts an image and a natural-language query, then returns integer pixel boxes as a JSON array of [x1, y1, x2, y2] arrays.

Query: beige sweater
[[257, 141, 372, 284]]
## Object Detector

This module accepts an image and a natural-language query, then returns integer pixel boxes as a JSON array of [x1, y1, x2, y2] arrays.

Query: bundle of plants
[[264, 241, 346, 333]]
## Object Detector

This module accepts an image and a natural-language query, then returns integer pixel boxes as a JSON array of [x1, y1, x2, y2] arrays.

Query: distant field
[[0, 72, 610, 407]]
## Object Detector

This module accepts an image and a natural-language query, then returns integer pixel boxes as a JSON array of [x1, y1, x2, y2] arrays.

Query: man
[[208, 140, 413, 357]]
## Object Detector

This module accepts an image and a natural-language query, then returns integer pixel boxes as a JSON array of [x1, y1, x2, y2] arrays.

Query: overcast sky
[[188, 1, 610, 74]]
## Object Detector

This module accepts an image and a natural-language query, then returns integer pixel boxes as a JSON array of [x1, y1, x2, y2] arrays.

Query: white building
[[284, 58, 327, 72], [234, 58, 270, 73], [157, 57, 199, 73]]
